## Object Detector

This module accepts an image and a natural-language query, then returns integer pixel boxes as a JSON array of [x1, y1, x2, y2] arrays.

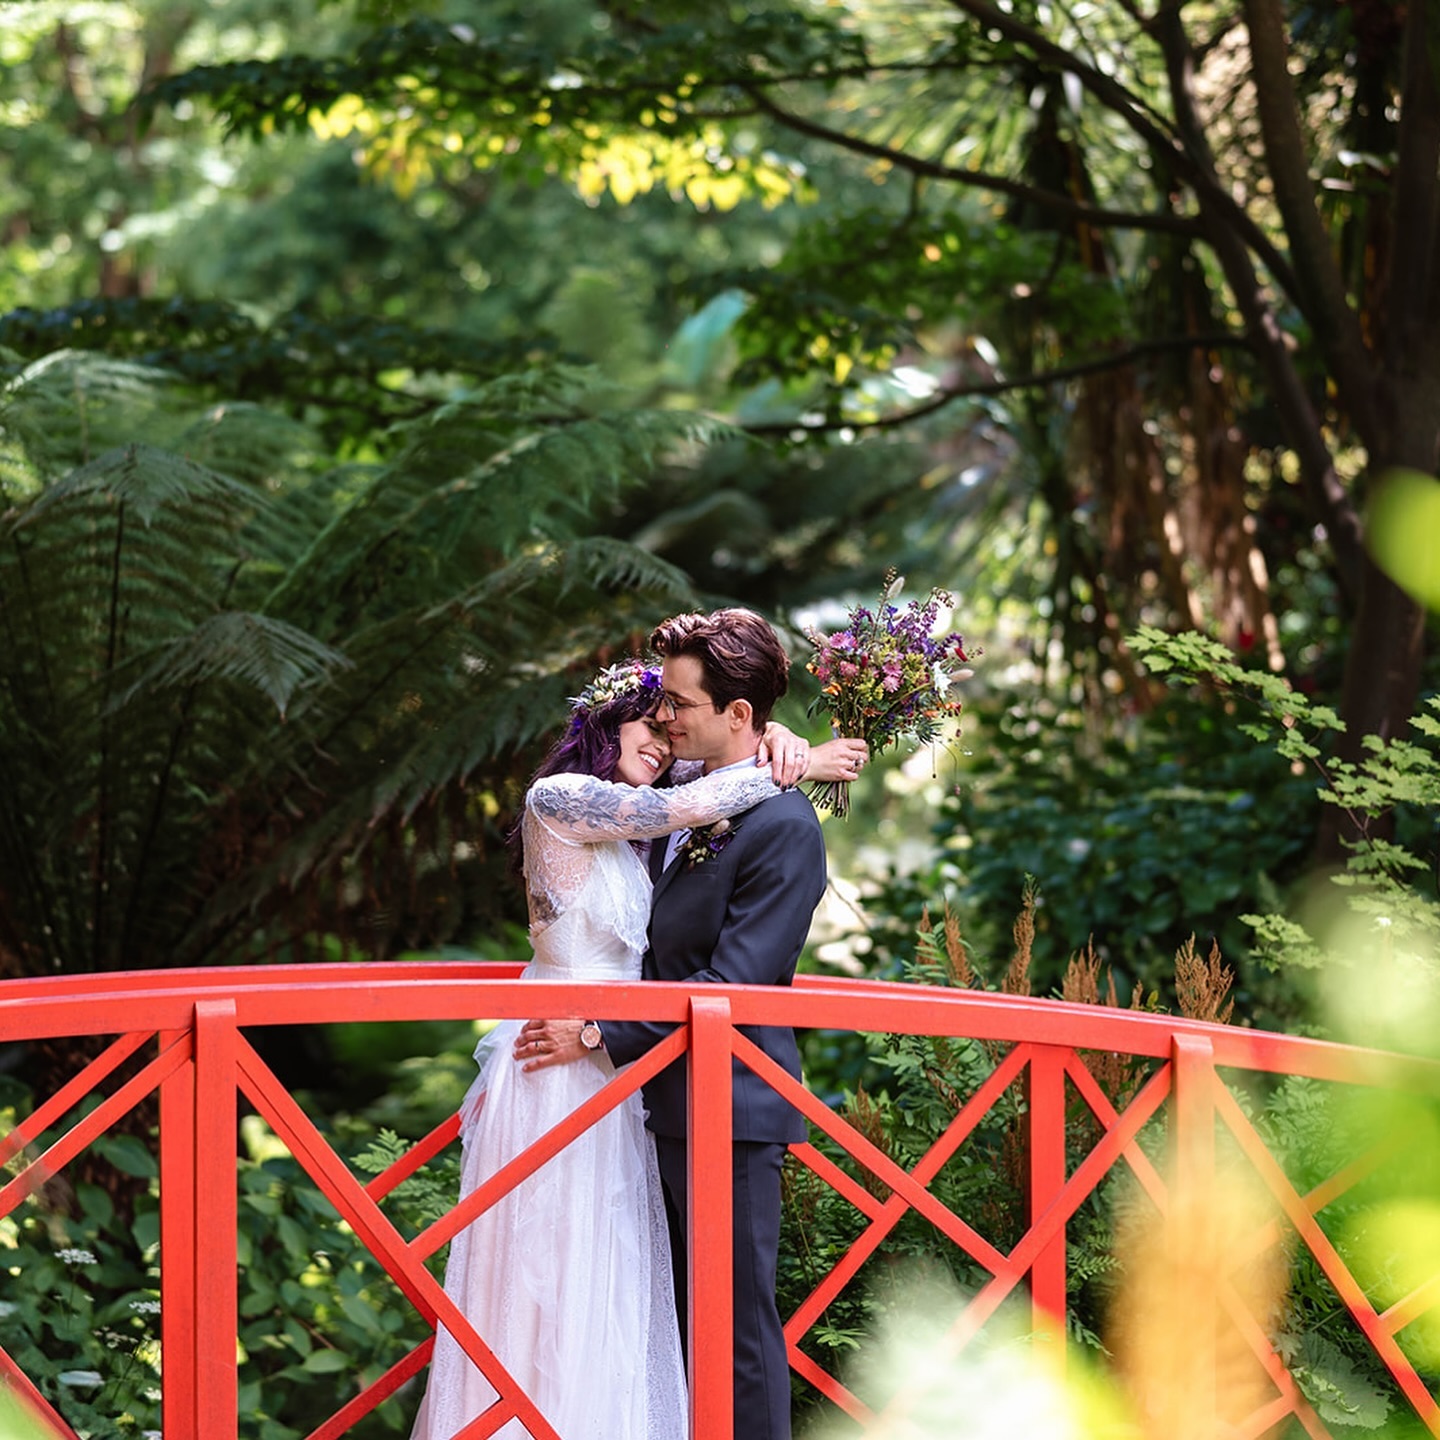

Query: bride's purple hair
[[507, 667, 667, 867], [532, 685, 664, 787]]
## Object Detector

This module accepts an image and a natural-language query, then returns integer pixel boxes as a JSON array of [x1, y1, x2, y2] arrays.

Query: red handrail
[[1, 963, 1438, 1439]]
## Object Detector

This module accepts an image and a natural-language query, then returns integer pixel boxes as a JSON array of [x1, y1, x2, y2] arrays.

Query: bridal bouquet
[[805, 572, 974, 818]]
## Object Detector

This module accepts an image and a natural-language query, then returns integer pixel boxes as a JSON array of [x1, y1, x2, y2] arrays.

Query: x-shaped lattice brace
[[0, 1028, 172, 1438], [1211, 1075, 1440, 1436], [235, 1020, 693, 1440], [742, 1032, 1440, 1439]]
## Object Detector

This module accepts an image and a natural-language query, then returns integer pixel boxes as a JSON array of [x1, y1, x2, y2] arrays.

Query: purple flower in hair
[[569, 658, 662, 716]]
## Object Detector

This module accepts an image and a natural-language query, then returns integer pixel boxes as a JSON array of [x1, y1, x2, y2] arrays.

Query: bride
[[408, 657, 864, 1440]]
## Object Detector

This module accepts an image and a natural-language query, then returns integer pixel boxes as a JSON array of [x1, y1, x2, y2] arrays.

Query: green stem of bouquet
[[807, 722, 853, 818], [807, 778, 852, 819]]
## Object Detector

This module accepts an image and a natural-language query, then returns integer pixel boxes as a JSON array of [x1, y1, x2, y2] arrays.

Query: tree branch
[[742, 330, 1249, 436], [740, 84, 1202, 239], [939, 0, 1303, 302]]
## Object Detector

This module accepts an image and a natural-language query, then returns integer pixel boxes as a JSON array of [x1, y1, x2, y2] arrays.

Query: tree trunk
[[1317, 555, 1427, 859]]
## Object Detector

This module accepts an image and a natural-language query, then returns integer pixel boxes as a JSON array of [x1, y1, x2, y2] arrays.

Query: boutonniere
[[680, 817, 742, 868]]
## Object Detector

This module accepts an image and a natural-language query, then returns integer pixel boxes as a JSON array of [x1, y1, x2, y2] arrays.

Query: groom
[[521, 607, 827, 1440]]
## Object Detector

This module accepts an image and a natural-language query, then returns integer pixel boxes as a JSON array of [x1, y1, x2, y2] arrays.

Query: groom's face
[[658, 654, 733, 767]]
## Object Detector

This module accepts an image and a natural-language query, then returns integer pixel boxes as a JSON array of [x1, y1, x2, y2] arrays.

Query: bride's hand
[[803, 736, 868, 783], [758, 721, 810, 788]]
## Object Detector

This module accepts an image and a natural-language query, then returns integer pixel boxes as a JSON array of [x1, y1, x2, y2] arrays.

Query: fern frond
[[18, 442, 255, 528], [110, 612, 353, 718], [0, 357, 726, 976], [1, 352, 181, 474], [260, 404, 721, 625], [440, 536, 695, 609], [408, 364, 624, 424], [170, 401, 320, 486]]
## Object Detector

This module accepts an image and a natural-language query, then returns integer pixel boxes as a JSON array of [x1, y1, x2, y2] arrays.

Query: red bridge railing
[[1, 963, 1439, 1438]]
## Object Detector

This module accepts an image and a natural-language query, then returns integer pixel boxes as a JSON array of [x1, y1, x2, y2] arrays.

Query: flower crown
[[568, 658, 662, 719]]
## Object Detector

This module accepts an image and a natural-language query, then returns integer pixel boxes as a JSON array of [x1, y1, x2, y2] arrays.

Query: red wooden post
[[1027, 1044, 1068, 1351], [688, 996, 734, 1440], [159, 1025, 198, 1440], [194, 1000, 239, 1438]]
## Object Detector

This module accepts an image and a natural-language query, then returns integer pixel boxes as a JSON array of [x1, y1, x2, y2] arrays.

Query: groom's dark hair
[[650, 608, 790, 730]]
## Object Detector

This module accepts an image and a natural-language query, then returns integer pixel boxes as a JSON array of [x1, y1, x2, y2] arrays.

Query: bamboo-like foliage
[[0, 353, 711, 975]]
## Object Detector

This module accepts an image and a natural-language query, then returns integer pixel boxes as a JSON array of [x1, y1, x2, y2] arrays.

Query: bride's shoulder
[[527, 771, 590, 800], [524, 771, 627, 828]]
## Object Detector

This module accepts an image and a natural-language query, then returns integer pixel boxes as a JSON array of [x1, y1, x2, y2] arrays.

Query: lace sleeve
[[670, 759, 705, 786], [526, 767, 779, 846]]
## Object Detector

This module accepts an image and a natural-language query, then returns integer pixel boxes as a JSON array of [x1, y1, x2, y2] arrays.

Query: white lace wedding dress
[[408, 761, 778, 1440]]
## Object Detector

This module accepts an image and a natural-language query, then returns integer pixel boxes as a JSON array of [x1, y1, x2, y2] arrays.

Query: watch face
[[580, 1022, 602, 1050]]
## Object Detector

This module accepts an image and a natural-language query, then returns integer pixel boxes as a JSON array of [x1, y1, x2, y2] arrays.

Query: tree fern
[[258, 387, 735, 627], [0, 357, 707, 975]]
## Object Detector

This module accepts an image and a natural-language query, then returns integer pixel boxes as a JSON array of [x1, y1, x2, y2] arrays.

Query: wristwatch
[[579, 1020, 604, 1052]]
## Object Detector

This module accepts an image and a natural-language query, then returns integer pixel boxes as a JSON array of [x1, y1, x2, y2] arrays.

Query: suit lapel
[[649, 836, 670, 885], [651, 796, 766, 907], [651, 843, 687, 905]]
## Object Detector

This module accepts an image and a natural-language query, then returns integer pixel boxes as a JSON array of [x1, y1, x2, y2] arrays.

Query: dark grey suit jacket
[[603, 786, 826, 1143]]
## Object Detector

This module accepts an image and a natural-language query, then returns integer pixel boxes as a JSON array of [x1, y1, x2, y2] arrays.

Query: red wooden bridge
[[1, 962, 1438, 1438]]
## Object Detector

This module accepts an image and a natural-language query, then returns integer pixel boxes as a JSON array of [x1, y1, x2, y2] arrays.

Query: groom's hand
[[516, 1017, 586, 1071]]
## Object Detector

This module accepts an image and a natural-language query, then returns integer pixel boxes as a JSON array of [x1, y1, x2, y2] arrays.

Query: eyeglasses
[[654, 692, 713, 719]]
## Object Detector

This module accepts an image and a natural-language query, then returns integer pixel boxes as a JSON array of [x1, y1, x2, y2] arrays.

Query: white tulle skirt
[[408, 1019, 688, 1440]]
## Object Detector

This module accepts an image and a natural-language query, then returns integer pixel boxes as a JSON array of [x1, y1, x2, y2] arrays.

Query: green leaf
[[1291, 1334, 1391, 1429], [276, 1214, 311, 1261], [94, 1133, 159, 1178], [75, 1182, 114, 1231], [339, 1291, 384, 1335], [301, 1348, 351, 1374], [282, 1316, 313, 1354], [132, 1209, 160, 1252]]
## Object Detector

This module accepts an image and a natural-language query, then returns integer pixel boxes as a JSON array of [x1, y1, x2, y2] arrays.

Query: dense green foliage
[[0, 354, 719, 975], [837, 691, 1318, 1031], [10, 0, 1439, 740], [1130, 627, 1440, 1049], [121, 0, 1440, 744]]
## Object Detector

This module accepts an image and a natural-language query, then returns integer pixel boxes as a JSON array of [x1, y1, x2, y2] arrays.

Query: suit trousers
[[654, 1135, 791, 1440]]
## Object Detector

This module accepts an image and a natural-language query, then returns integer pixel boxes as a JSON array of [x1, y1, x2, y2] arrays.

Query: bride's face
[[613, 717, 673, 788]]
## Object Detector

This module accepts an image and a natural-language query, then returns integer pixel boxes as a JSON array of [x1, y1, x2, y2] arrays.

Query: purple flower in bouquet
[[805, 571, 976, 818]]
